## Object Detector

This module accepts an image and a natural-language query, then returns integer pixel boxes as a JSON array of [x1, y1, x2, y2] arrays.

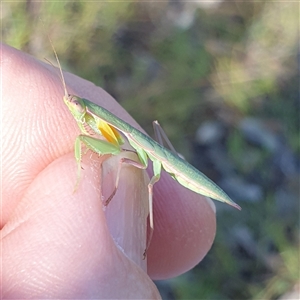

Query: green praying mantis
[[49, 40, 241, 258]]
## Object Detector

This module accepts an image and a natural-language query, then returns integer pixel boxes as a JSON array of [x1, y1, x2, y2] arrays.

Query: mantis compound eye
[[69, 95, 86, 114]]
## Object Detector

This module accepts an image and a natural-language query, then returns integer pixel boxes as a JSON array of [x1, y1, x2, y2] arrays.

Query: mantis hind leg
[[143, 171, 160, 259], [152, 120, 185, 160], [142, 159, 162, 259], [152, 120, 177, 154]]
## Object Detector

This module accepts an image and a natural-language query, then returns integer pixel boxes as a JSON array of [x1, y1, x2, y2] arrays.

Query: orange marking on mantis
[[98, 119, 123, 146]]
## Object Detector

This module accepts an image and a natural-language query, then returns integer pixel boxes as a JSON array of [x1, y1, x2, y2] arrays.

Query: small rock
[[195, 121, 225, 145], [239, 117, 279, 152]]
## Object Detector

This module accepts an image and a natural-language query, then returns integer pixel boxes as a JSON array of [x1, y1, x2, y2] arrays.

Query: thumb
[[2, 151, 160, 298]]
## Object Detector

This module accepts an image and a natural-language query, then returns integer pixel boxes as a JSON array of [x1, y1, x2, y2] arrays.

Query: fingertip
[[205, 197, 217, 213], [147, 174, 216, 279]]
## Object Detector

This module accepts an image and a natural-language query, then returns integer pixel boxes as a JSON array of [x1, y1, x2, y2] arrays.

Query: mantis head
[[63, 95, 87, 122], [47, 36, 87, 122]]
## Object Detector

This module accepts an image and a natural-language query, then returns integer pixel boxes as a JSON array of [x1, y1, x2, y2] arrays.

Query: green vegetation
[[3, 1, 298, 299]]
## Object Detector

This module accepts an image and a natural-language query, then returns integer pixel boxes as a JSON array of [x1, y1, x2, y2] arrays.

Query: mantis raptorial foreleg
[[73, 135, 121, 191]]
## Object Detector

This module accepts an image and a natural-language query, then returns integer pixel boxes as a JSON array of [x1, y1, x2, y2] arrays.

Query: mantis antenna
[[47, 34, 69, 99]]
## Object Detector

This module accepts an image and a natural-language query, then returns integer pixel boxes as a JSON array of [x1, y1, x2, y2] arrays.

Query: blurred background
[[3, 1, 299, 299]]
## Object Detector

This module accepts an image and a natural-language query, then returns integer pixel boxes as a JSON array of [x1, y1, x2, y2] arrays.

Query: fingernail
[[101, 153, 149, 270]]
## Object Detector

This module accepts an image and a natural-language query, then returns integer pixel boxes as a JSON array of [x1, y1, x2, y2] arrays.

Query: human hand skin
[[1, 43, 216, 298]]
